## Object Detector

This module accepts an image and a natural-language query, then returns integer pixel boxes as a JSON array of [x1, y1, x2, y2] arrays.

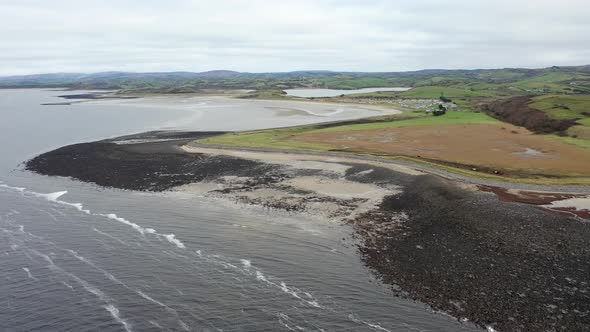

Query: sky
[[1, 0, 589, 75]]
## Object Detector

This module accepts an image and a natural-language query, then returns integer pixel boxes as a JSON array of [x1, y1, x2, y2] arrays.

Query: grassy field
[[308, 111, 500, 133], [198, 125, 335, 151], [528, 94, 590, 142], [197, 110, 590, 184], [530, 95, 590, 120], [198, 111, 489, 148]]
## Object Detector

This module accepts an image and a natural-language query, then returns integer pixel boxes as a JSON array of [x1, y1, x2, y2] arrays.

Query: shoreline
[[23, 130, 590, 331]]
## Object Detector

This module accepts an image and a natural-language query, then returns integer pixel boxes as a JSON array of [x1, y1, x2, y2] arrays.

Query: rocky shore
[[25, 131, 590, 331]]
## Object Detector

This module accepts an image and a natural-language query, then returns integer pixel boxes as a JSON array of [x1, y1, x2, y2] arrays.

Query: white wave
[[104, 304, 133, 332], [256, 270, 268, 282], [240, 259, 251, 268], [68, 203, 91, 214], [253, 269, 321, 308], [278, 281, 320, 308], [36, 190, 68, 201], [32, 249, 55, 266], [41, 250, 132, 332], [93, 227, 128, 246], [1, 184, 185, 250], [67, 249, 122, 285], [197, 252, 323, 310], [67, 249, 178, 315], [69, 270, 105, 298], [278, 313, 297, 332], [194, 250, 238, 270], [97, 213, 184, 249], [137, 290, 175, 313], [0, 184, 25, 192], [102, 213, 145, 235], [22, 267, 36, 280], [366, 322, 391, 332], [179, 320, 190, 331], [61, 281, 74, 290], [32, 190, 91, 214], [149, 321, 163, 329], [162, 234, 185, 249], [44, 211, 58, 221], [348, 313, 391, 332], [11, 244, 19, 250]]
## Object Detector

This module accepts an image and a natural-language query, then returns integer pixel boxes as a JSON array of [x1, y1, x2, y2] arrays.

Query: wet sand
[[24, 131, 590, 331]]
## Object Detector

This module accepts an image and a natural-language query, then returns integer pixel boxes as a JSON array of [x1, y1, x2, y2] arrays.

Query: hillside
[[2, 65, 590, 94]]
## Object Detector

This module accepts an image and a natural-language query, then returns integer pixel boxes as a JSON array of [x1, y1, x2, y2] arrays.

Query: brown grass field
[[293, 123, 590, 177]]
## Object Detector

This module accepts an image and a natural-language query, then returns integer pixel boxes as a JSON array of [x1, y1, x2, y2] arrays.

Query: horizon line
[[2, 64, 590, 78]]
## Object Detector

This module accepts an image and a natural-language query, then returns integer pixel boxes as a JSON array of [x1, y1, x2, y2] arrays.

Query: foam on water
[[93, 227, 128, 246], [278, 312, 298, 331], [193, 249, 326, 310], [61, 281, 74, 290], [137, 290, 174, 312], [65, 248, 184, 321], [1, 183, 186, 251], [0, 183, 25, 192], [32, 249, 55, 266], [256, 270, 268, 282], [103, 213, 148, 235], [149, 320, 163, 329], [31, 190, 91, 214], [36, 190, 68, 201], [179, 320, 191, 331], [105, 304, 133, 332], [240, 259, 251, 268], [22, 267, 36, 280], [29, 247, 132, 332], [348, 313, 392, 332], [162, 233, 186, 249]]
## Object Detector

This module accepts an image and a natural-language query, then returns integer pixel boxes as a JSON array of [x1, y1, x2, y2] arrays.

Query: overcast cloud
[[1, 0, 589, 75]]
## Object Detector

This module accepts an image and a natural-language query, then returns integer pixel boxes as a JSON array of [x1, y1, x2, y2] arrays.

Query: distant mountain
[[1, 65, 589, 92]]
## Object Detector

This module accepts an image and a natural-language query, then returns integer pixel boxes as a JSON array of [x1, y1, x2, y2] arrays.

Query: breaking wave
[[1, 184, 186, 250], [104, 304, 133, 332], [29, 248, 132, 332]]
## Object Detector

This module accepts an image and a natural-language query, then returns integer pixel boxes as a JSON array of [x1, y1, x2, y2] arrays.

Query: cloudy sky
[[1, 0, 589, 75]]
